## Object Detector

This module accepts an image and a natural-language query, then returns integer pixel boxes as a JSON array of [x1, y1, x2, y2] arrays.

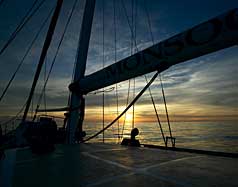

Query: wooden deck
[[1, 143, 238, 187]]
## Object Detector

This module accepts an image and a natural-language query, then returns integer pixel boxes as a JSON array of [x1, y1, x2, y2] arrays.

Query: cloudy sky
[[0, 0, 237, 124]]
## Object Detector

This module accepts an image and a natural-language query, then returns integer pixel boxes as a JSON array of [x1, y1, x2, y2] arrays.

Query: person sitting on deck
[[121, 128, 140, 147]]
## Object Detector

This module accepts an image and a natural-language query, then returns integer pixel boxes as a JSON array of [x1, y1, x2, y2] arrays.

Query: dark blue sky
[[0, 0, 237, 122]]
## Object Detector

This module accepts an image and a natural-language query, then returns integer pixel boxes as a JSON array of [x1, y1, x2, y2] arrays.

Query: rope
[[131, 0, 134, 55], [121, 0, 172, 146], [44, 54, 47, 114], [0, 101, 27, 128], [100, 1, 119, 143], [132, 78, 135, 129], [102, 0, 105, 143], [121, 0, 139, 132], [144, 75, 166, 145], [0, 0, 47, 57], [120, 0, 136, 138], [121, 0, 138, 132], [131, 0, 134, 129], [0, 8, 53, 103], [83, 71, 159, 142], [0, 5, 53, 129], [113, 0, 120, 143], [13, 0, 39, 35], [22, 0, 63, 122], [121, 79, 131, 139], [31, 94, 34, 119], [159, 75, 173, 139], [144, 0, 165, 142], [134, 0, 137, 49], [144, 0, 174, 144], [144, 0, 154, 44], [33, 0, 79, 120], [132, 0, 138, 129], [121, 0, 138, 51]]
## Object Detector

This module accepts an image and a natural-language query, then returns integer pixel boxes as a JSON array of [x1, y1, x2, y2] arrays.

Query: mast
[[22, 0, 64, 122], [67, 0, 96, 144], [70, 8, 238, 94]]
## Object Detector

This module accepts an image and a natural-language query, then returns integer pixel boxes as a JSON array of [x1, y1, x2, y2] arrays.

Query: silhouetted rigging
[[33, 0, 79, 120], [0, 0, 47, 57], [0, 7, 53, 103]]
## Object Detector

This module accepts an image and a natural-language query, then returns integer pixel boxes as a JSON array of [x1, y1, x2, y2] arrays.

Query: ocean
[[84, 121, 238, 153], [1, 119, 237, 153]]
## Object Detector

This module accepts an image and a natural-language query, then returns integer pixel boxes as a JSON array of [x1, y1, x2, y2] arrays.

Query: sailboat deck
[[1, 143, 238, 187]]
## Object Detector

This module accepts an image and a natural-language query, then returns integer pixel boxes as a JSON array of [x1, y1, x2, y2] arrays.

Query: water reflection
[[84, 121, 238, 153]]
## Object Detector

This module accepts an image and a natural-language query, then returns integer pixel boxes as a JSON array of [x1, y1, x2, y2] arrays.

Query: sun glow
[[124, 113, 134, 125]]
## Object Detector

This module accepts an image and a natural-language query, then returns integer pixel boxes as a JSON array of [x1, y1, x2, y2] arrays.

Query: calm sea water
[[2, 119, 237, 153], [84, 121, 238, 153]]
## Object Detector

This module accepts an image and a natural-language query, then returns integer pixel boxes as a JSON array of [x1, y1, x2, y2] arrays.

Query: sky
[[0, 0, 237, 126]]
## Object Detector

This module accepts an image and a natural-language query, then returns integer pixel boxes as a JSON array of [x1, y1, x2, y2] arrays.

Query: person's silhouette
[[121, 128, 140, 147]]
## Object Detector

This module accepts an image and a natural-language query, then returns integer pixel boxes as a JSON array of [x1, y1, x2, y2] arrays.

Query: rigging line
[[2, 0, 38, 41], [113, 0, 120, 143], [0, 101, 27, 127], [143, 1, 166, 142], [33, 0, 79, 120], [0, 8, 54, 103], [31, 95, 34, 119], [106, 95, 117, 140], [144, 1, 173, 143], [83, 71, 159, 142], [144, 75, 166, 145], [159, 75, 173, 139], [22, 0, 64, 122], [120, 0, 135, 138], [102, 0, 105, 143], [69, 0, 79, 86], [121, 79, 131, 139], [122, 1, 166, 141], [123, 0, 167, 145], [132, 77, 135, 129], [132, 0, 138, 129], [121, 0, 138, 130], [11, 0, 39, 37], [143, 0, 154, 44], [115, 84, 119, 141], [0, 0, 47, 57], [131, 0, 134, 129], [134, 0, 137, 50], [131, 0, 134, 55], [44, 54, 47, 114], [121, 0, 138, 51]]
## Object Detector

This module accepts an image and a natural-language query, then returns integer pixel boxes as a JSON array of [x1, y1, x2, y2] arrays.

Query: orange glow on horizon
[[83, 103, 238, 124]]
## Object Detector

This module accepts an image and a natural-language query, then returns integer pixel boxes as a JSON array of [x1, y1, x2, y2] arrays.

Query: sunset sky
[[0, 0, 237, 125]]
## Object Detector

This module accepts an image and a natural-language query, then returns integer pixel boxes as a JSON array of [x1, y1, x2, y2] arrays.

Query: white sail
[[70, 8, 238, 94]]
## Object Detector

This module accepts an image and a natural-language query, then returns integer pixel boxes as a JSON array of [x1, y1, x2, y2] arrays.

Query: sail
[[70, 8, 238, 94]]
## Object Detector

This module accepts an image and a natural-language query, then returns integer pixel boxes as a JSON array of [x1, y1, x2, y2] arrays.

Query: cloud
[[0, 0, 238, 123]]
